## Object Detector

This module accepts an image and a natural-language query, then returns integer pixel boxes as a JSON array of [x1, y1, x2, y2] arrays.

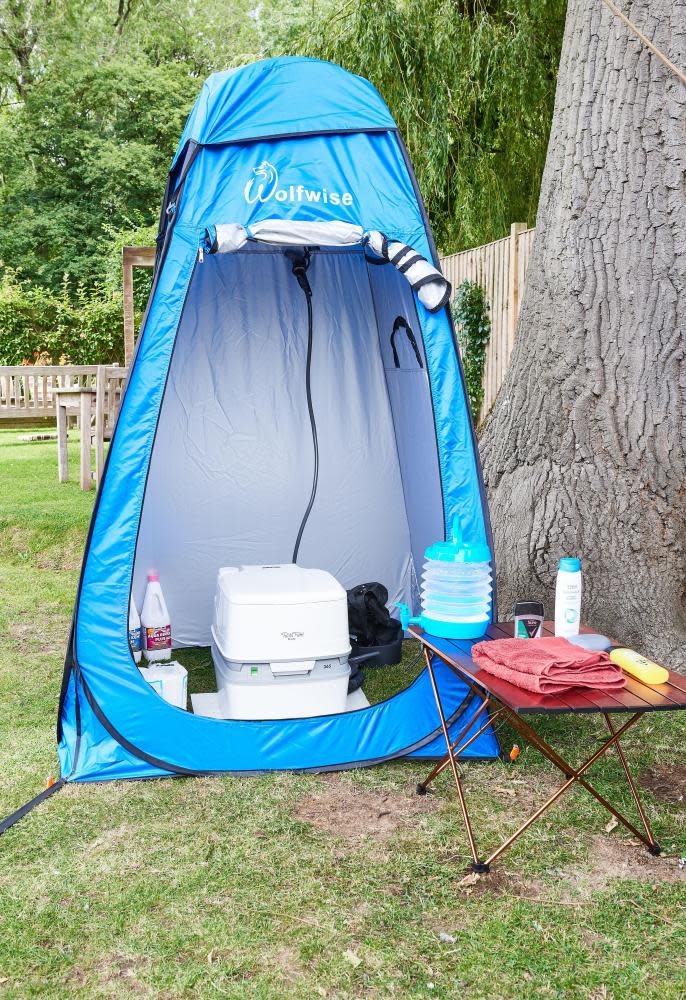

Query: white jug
[[141, 572, 172, 661]]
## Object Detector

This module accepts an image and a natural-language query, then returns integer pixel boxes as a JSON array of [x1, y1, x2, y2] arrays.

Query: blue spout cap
[[425, 516, 491, 564], [395, 603, 421, 631], [559, 557, 581, 572]]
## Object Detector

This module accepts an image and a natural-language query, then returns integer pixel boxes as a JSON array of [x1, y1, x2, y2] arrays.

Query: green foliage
[[0, 59, 198, 291], [285, 0, 565, 254], [100, 219, 157, 311], [0, 0, 337, 361], [0, 0, 564, 364], [0, 0, 337, 296], [0, 271, 123, 364], [452, 279, 491, 422]]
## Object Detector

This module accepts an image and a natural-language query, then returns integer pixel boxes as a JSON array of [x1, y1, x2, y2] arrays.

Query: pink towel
[[471, 636, 625, 694]]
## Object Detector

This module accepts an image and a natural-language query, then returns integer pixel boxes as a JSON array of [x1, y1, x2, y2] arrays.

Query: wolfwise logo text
[[244, 161, 354, 207]]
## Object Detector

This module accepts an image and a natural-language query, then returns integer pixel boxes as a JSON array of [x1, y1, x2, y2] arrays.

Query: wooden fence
[[441, 223, 536, 420]]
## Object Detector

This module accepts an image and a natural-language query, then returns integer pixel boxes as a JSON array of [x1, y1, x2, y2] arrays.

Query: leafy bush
[[452, 280, 491, 424], [0, 272, 124, 365]]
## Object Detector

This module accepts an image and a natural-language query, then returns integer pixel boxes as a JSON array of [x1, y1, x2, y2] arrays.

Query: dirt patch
[[64, 953, 152, 996], [293, 777, 438, 845], [589, 834, 686, 885], [36, 546, 83, 572], [447, 866, 548, 902], [439, 829, 686, 903], [8, 605, 69, 655], [561, 835, 686, 900], [96, 953, 152, 996], [64, 965, 88, 988], [85, 824, 134, 854], [640, 764, 686, 805], [1, 525, 33, 560], [273, 946, 303, 984]]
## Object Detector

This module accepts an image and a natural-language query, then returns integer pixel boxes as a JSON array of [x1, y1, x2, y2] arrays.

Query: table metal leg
[[417, 703, 506, 793], [423, 647, 489, 872], [604, 713, 660, 853], [492, 707, 659, 855]]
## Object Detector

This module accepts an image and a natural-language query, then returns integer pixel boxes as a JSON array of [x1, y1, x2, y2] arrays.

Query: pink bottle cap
[[147, 571, 159, 582]]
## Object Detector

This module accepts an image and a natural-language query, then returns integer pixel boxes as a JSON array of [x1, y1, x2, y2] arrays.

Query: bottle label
[[516, 617, 542, 638], [128, 626, 141, 652], [145, 625, 171, 650]]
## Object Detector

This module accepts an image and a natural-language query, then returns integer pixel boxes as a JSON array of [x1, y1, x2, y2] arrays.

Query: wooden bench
[[92, 365, 126, 486], [0, 365, 100, 420], [410, 621, 686, 873]]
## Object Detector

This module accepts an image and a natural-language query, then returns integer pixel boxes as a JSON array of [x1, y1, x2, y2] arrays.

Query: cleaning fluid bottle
[[128, 595, 142, 664], [141, 572, 172, 662], [555, 557, 582, 638]]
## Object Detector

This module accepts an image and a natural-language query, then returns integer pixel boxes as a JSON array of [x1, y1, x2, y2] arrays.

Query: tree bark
[[479, 0, 686, 666]]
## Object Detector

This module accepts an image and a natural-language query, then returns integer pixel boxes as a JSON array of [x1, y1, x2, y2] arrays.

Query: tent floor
[[172, 638, 424, 717], [190, 686, 371, 718]]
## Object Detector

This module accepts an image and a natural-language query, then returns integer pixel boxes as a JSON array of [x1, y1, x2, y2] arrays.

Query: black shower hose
[[290, 253, 318, 564]]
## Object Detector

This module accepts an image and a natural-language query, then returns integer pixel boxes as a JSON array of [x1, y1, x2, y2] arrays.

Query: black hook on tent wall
[[286, 248, 318, 565]]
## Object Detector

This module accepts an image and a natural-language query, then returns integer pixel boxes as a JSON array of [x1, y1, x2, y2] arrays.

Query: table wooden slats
[[412, 623, 686, 715]]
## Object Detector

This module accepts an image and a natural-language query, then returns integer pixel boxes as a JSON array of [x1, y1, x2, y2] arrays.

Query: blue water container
[[398, 520, 492, 640]]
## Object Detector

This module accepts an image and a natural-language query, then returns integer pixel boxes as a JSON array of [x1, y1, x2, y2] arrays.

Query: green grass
[[1, 424, 686, 999]]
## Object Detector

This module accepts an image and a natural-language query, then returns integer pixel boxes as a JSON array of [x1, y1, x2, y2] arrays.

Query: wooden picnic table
[[53, 366, 127, 491], [55, 385, 97, 491], [410, 621, 686, 873]]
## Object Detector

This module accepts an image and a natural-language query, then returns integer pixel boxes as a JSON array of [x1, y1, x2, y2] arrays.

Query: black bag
[[347, 582, 403, 666]]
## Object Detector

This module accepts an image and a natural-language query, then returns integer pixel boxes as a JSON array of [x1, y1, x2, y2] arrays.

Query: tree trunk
[[479, 0, 686, 666]]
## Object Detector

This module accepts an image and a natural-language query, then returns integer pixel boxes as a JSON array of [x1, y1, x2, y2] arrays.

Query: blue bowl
[[420, 615, 490, 640]]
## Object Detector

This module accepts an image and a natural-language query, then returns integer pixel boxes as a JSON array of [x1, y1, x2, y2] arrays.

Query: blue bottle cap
[[559, 557, 581, 571]]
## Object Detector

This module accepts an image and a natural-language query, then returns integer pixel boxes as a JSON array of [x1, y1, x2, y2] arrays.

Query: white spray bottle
[[141, 572, 172, 661]]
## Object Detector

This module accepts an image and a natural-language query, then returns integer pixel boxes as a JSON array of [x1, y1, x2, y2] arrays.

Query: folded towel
[[471, 636, 625, 694]]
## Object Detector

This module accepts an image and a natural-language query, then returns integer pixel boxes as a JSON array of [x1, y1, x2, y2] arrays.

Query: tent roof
[[172, 57, 396, 165]]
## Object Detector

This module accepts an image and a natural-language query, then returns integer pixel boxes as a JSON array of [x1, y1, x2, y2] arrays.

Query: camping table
[[410, 621, 686, 873], [54, 386, 96, 491]]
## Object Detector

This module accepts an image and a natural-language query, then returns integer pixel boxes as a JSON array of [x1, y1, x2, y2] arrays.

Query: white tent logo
[[244, 161, 279, 204], [243, 160, 354, 207]]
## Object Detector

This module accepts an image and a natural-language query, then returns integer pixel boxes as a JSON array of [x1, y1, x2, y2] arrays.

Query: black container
[[350, 634, 403, 666]]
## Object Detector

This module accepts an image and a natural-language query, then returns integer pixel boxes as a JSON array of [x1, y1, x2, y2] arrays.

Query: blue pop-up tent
[[54, 57, 499, 783]]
